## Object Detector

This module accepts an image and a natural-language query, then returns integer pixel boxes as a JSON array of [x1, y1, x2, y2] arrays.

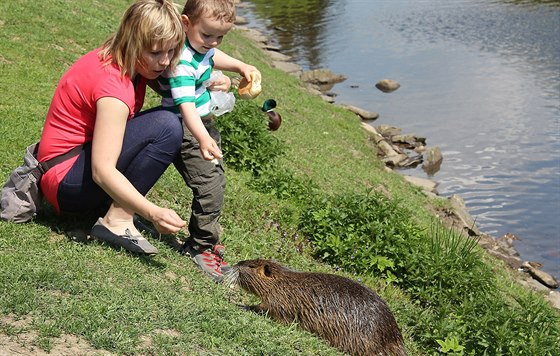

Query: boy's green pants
[[173, 118, 225, 251]]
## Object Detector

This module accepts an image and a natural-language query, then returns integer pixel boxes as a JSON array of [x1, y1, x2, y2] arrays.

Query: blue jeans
[[57, 108, 183, 213]]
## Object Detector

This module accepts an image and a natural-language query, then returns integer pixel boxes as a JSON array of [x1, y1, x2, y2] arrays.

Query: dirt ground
[[1, 314, 110, 355], [0, 314, 188, 355], [0, 333, 112, 356]]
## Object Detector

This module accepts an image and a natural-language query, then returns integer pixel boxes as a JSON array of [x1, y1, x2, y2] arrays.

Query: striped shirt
[[159, 41, 214, 118]]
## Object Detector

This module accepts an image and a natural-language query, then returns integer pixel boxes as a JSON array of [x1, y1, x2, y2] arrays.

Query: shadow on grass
[[33, 202, 177, 267]]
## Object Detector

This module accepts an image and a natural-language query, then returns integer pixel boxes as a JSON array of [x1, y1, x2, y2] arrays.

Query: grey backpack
[[1, 143, 82, 223]]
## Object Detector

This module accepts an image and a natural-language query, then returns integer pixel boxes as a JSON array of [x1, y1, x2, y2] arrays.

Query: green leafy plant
[[436, 335, 465, 355], [298, 190, 422, 280], [217, 98, 285, 176]]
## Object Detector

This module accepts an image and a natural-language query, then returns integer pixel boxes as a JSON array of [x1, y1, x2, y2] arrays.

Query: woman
[[38, 0, 187, 254]]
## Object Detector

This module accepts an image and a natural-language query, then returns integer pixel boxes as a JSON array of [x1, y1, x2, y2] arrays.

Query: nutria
[[227, 259, 407, 356]]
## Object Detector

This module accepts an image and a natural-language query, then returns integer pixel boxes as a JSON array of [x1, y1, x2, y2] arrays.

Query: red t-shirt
[[38, 48, 147, 213]]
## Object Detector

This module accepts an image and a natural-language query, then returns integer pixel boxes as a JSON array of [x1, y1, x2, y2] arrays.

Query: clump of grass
[[403, 221, 493, 306], [249, 166, 318, 202]]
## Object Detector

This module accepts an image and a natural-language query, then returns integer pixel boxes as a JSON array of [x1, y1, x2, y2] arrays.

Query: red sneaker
[[212, 244, 231, 273], [183, 244, 223, 283]]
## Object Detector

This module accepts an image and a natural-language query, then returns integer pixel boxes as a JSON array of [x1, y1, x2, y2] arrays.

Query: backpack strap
[[37, 144, 84, 174]]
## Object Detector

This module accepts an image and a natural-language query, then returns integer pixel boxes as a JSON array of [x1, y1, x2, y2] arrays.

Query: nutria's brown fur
[[228, 259, 407, 356]]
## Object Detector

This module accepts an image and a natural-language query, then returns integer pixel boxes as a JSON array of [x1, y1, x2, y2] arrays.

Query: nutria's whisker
[[222, 268, 239, 289]]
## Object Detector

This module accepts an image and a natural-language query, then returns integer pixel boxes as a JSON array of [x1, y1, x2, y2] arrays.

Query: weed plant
[[298, 191, 421, 282]]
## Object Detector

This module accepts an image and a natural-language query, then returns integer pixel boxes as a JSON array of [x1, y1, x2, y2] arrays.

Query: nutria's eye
[[263, 264, 273, 277]]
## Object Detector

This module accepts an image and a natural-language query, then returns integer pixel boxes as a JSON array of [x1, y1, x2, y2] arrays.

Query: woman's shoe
[[90, 218, 158, 255]]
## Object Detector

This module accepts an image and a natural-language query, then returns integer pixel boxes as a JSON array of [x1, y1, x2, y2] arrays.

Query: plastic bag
[[203, 71, 236, 116], [209, 91, 236, 116]]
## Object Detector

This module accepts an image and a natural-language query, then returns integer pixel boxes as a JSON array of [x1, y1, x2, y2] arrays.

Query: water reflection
[[246, 0, 338, 68], [240, 0, 560, 278]]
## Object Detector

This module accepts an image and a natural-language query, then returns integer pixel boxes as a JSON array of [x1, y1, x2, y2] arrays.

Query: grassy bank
[[1, 0, 559, 355]]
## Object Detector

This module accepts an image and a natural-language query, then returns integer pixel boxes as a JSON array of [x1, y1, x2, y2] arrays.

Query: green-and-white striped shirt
[[158, 41, 214, 118]]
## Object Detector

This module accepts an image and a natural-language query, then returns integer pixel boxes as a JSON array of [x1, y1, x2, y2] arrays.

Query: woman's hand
[[151, 207, 186, 234]]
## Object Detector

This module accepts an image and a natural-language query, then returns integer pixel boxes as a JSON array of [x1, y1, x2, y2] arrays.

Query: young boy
[[157, 0, 260, 282]]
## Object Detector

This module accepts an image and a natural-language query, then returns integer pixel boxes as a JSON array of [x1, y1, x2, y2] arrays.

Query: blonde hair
[[99, 0, 185, 78], [182, 0, 236, 24]]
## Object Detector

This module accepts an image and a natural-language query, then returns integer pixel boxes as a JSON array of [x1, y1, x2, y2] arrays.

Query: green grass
[[1, 0, 559, 355]]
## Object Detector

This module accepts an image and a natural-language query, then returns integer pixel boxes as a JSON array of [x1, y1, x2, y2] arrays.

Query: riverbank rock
[[521, 261, 559, 289], [422, 147, 443, 176], [234, 16, 249, 26], [237, 27, 269, 45], [375, 79, 401, 93], [377, 125, 402, 137], [391, 134, 426, 149], [300, 68, 347, 92], [403, 175, 438, 194], [361, 124, 429, 169], [272, 60, 303, 76], [339, 104, 379, 121], [361, 123, 407, 165], [267, 50, 292, 62], [300, 68, 347, 85], [449, 195, 481, 236]]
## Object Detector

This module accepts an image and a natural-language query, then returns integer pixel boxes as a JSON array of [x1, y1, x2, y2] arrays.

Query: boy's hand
[[199, 136, 223, 161], [240, 64, 260, 83], [238, 65, 262, 100], [207, 75, 231, 92]]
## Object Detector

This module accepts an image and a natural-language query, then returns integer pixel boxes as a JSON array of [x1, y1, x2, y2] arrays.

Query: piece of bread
[[238, 71, 262, 99]]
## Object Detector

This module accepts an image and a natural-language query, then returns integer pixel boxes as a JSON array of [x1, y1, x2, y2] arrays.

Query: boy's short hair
[[100, 0, 185, 78], [182, 0, 236, 24]]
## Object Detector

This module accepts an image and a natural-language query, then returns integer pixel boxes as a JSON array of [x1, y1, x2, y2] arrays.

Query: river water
[[237, 0, 560, 278]]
